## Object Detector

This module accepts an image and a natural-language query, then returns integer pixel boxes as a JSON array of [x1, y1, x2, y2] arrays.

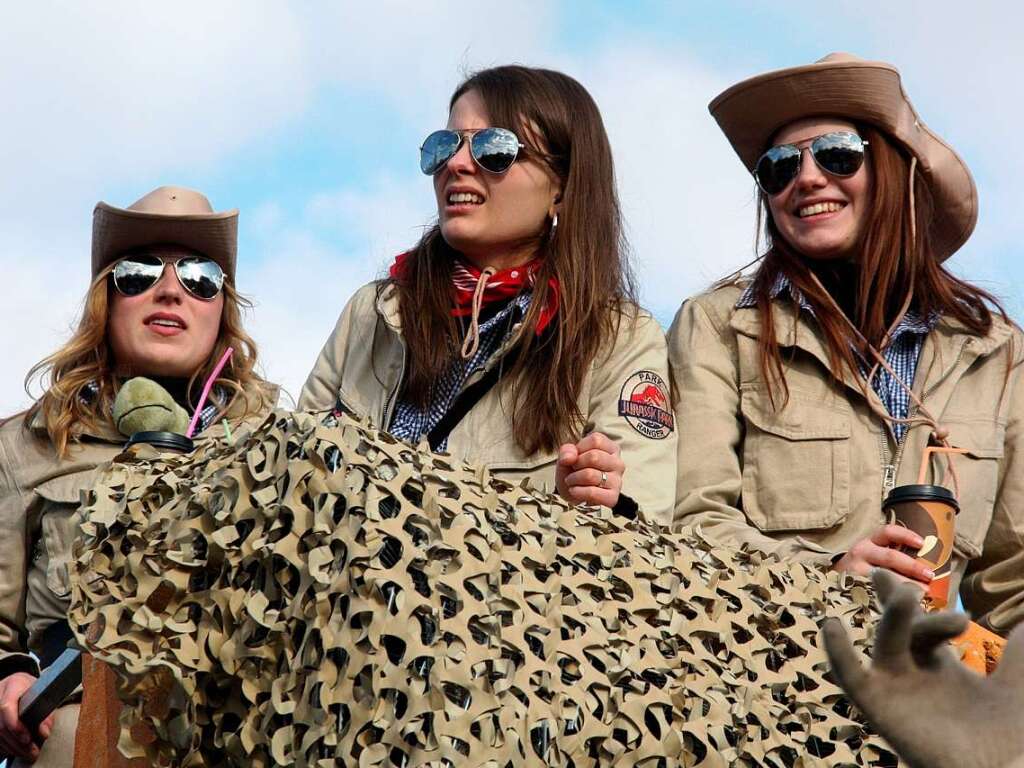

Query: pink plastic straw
[[186, 347, 234, 438]]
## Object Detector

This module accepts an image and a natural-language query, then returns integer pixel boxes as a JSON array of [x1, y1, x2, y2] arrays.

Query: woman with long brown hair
[[0, 186, 274, 765], [671, 53, 1024, 635], [300, 66, 676, 521]]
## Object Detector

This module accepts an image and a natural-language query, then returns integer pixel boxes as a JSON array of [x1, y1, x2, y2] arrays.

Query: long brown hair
[[744, 125, 1007, 405], [392, 65, 637, 454], [23, 263, 268, 457]]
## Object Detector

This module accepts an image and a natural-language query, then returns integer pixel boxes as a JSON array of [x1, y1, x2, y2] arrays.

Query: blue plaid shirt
[[389, 293, 531, 450], [737, 275, 937, 441]]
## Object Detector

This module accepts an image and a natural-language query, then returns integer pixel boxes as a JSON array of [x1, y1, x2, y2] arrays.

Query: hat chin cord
[[908, 156, 918, 248], [805, 159, 964, 499]]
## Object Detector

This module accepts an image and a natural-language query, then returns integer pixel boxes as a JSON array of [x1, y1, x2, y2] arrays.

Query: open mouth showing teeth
[[149, 319, 184, 328], [448, 192, 484, 205], [798, 201, 845, 217]]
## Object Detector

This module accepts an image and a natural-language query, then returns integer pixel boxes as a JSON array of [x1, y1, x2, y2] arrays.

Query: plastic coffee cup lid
[[883, 483, 959, 511], [125, 431, 195, 453]]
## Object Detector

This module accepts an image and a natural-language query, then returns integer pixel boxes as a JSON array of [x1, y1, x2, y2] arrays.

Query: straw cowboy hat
[[92, 186, 238, 278], [709, 52, 976, 261]]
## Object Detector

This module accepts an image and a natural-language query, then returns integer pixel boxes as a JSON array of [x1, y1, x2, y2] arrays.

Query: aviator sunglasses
[[111, 254, 225, 301], [754, 131, 869, 196], [419, 127, 524, 175]]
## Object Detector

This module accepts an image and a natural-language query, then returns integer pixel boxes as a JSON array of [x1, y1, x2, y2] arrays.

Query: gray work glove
[[823, 569, 1024, 768]]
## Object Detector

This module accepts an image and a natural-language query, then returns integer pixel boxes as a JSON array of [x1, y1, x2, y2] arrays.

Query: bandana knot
[[389, 253, 560, 357]]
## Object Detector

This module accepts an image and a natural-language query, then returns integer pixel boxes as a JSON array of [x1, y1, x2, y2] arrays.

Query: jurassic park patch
[[618, 369, 674, 439]]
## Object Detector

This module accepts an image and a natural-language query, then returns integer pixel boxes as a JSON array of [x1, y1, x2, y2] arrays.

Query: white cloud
[[0, 2, 311, 220], [583, 46, 757, 319], [752, 0, 1024, 310], [305, 173, 434, 256], [1, 1, 313, 415], [0, 1, 555, 414], [4, 2, 1024, 415], [238, 173, 436, 407]]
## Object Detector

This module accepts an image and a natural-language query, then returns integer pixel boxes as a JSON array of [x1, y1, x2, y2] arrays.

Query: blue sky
[[3, 1, 1019, 412]]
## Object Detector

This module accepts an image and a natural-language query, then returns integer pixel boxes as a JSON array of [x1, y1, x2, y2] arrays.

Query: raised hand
[[823, 569, 1024, 768]]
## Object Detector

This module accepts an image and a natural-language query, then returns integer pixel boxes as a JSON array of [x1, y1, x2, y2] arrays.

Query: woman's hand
[[0, 671, 52, 761], [556, 431, 624, 508], [831, 524, 934, 584]]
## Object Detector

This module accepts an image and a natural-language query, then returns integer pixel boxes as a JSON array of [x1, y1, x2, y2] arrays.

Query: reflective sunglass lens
[[176, 257, 224, 300], [811, 132, 865, 176], [471, 128, 520, 173], [112, 257, 164, 296], [755, 145, 801, 195], [420, 130, 461, 175]]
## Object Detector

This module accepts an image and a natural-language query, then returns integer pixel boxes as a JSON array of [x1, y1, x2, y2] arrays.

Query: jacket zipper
[[878, 338, 969, 500], [880, 434, 906, 500], [451, 309, 524, 401]]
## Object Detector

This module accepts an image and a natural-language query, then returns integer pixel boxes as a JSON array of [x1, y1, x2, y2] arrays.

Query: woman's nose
[[445, 137, 475, 175], [152, 264, 184, 303], [793, 148, 828, 190]]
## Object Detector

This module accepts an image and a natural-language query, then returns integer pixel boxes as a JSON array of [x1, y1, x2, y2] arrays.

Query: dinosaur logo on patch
[[618, 370, 674, 440]]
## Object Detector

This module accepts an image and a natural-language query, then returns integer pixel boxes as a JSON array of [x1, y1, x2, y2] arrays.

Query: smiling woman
[[762, 119, 872, 260], [0, 187, 275, 766], [300, 65, 677, 523], [669, 53, 1024, 638]]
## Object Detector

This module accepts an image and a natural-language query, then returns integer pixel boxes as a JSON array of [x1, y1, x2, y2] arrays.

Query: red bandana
[[389, 253, 560, 334]]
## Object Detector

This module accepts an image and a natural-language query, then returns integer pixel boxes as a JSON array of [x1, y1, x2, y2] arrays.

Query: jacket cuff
[[793, 536, 844, 568], [0, 652, 40, 680]]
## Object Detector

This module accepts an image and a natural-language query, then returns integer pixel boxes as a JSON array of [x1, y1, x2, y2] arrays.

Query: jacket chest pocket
[[740, 389, 851, 532], [941, 418, 1005, 559], [455, 406, 560, 495], [35, 472, 94, 599]]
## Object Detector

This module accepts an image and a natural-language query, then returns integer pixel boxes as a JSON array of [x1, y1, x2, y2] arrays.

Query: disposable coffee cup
[[125, 430, 195, 453], [883, 484, 959, 608]]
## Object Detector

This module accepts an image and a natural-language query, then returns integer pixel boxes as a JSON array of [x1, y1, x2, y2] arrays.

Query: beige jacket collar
[[28, 408, 122, 445], [374, 282, 403, 332], [728, 300, 1012, 399], [374, 280, 531, 371]]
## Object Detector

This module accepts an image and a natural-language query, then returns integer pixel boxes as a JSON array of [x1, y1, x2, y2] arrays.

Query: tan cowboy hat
[[709, 52, 976, 261], [92, 186, 238, 278]]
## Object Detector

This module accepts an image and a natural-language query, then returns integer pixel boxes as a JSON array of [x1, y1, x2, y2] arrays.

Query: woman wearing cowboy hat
[[0, 186, 275, 765], [300, 65, 677, 522], [670, 53, 1024, 635]]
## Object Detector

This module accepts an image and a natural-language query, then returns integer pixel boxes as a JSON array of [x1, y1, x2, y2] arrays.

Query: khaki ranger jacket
[[299, 282, 678, 524], [670, 284, 1024, 635], [0, 385, 276, 678]]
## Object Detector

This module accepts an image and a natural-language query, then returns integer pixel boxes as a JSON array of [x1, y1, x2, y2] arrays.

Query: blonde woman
[[0, 187, 274, 765]]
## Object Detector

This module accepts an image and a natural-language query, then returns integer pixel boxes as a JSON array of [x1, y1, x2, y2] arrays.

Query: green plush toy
[[113, 377, 190, 437]]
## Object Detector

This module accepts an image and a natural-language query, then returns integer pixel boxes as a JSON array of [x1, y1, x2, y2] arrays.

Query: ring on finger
[[600, 471, 608, 488]]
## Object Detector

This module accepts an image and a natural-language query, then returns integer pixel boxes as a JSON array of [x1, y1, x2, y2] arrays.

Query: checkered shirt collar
[[735, 273, 938, 338]]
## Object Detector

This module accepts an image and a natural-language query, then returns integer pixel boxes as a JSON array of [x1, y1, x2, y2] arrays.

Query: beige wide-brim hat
[[92, 186, 239, 279], [709, 52, 977, 262]]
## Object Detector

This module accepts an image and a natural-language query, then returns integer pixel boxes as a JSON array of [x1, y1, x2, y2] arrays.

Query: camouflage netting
[[69, 409, 898, 767]]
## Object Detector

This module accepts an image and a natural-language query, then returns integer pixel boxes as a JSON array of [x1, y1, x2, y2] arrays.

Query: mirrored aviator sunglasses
[[419, 127, 524, 175], [754, 131, 869, 196], [112, 254, 225, 301]]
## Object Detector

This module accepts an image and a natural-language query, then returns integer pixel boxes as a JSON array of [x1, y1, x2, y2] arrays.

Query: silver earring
[[549, 212, 558, 240]]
